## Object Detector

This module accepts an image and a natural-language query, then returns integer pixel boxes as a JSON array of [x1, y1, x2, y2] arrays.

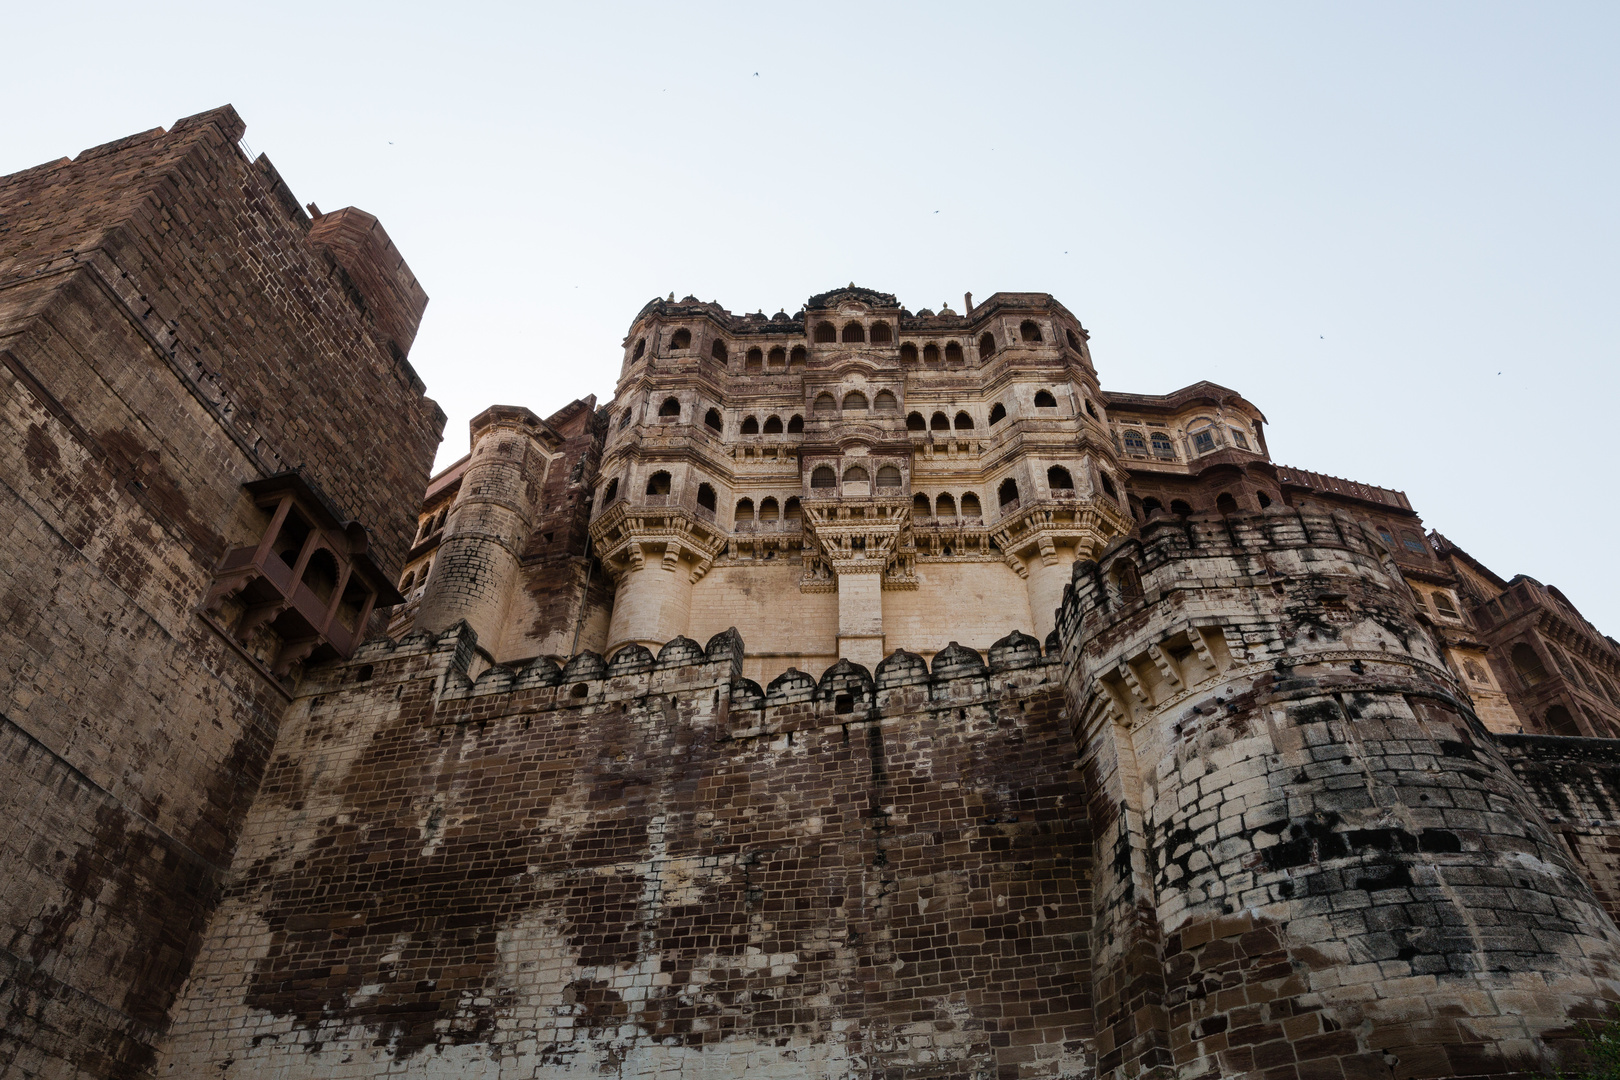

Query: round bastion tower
[[414, 405, 556, 655], [1059, 507, 1620, 1079]]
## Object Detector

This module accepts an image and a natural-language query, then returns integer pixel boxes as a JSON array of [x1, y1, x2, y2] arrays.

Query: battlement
[[313, 622, 1058, 734]]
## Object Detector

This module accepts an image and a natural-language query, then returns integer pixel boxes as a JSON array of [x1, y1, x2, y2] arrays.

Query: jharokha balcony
[[202, 473, 401, 677]]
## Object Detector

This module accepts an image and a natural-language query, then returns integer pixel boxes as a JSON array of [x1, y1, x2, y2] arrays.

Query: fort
[[4, 107, 1620, 1080]]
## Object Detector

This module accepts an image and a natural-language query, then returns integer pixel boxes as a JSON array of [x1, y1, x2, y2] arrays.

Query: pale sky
[[6, 2, 1617, 635]]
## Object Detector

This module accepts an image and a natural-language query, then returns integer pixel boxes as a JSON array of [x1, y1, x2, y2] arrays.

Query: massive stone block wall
[[0, 107, 442, 1078], [1498, 736, 1620, 927], [162, 627, 1095, 1080], [1057, 508, 1620, 1079]]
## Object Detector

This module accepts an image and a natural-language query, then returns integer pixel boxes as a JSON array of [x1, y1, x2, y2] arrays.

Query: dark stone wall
[[163, 629, 1095, 1080], [1499, 735, 1620, 927], [0, 107, 442, 1078]]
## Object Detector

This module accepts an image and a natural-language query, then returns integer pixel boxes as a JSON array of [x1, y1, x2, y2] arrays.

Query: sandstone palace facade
[[6, 109, 1620, 1080]]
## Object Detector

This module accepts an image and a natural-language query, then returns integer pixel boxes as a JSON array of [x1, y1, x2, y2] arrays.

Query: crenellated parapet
[[1057, 507, 1620, 1080], [309, 622, 1060, 731]]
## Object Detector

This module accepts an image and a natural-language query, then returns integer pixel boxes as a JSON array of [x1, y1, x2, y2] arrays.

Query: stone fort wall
[[1057, 508, 1620, 1078], [162, 626, 1093, 1080], [0, 107, 442, 1078]]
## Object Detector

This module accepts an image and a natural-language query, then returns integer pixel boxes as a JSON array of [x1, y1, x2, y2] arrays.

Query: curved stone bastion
[[1056, 507, 1620, 1078]]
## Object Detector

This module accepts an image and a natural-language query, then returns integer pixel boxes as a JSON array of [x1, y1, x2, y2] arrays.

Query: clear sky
[[6, 2, 1617, 635]]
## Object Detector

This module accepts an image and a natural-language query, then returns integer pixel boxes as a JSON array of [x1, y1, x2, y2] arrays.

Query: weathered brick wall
[[1057, 508, 1620, 1079], [1499, 736, 1620, 928], [162, 628, 1094, 1079], [0, 108, 442, 1077]]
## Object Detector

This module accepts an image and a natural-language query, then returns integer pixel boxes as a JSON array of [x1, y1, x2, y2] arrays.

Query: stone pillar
[[415, 406, 553, 655], [1058, 508, 1620, 1080], [603, 544, 699, 655], [836, 565, 885, 670], [1023, 537, 1078, 643]]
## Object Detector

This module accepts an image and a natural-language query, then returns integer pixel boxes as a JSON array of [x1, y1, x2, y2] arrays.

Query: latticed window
[[1192, 429, 1215, 454], [1151, 433, 1174, 458], [1123, 430, 1147, 452]]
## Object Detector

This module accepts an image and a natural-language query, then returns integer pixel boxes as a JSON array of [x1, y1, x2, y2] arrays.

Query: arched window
[[704, 408, 723, 431], [870, 321, 893, 343], [1257, 491, 1273, 508], [768, 346, 786, 368], [736, 497, 755, 521], [1512, 643, 1548, 687], [843, 391, 869, 411], [741, 416, 760, 435], [1100, 474, 1118, 499], [811, 466, 837, 488], [1085, 400, 1099, 419], [1034, 390, 1057, 408], [784, 497, 802, 521], [988, 402, 1007, 425], [936, 493, 957, 517], [930, 411, 950, 431], [1113, 561, 1143, 601], [954, 411, 973, 430], [907, 411, 926, 431], [814, 321, 837, 343], [788, 414, 804, 433], [697, 483, 717, 511], [1066, 329, 1081, 350], [1142, 497, 1162, 516], [1020, 320, 1042, 342], [671, 328, 691, 350], [1216, 492, 1239, 516], [961, 492, 981, 517], [999, 478, 1019, 508], [1048, 465, 1074, 490], [646, 471, 672, 496], [602, 477, 619, 503], [1433, 592, 1460, 619], [400, 570, 415, 593], [1170, 499, 1192, 516], [1545, 705, 1580, 737], [945, 341, 964, 365], [1151, 432, 1174, 458], [979, 333, 996, 360], [789, 346, 807, 368], [658, 397, 680, 418], [759, 497, 779, 521], [900, 342, 919, 364], [842, 321, 865, 343], [1124, 430, 1147, 452], [877, 465, 902, 488], [874, 390, 897, 411], [618, 410, 633, 431], [633, 338, 645, 360], [711, 339, 728, 362], [912, 493, 931, 516], [814, 393, 836, 413], [1464, 659, 1487, 683], [843, 465, 870, 483], [763, 415, 783, 434], [923, 343, 941, 365], [745, 347, 763, 371]]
